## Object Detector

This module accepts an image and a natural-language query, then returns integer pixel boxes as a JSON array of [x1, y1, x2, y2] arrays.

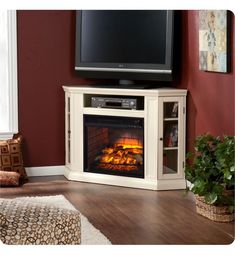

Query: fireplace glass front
[[84, 115, 144, 178]]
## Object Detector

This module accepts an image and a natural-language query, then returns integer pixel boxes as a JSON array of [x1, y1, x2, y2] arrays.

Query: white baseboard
[[25, 165, 65, 177]]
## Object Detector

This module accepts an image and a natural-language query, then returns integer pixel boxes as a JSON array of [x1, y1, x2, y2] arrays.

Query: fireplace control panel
[[91, 96, 138, 110]]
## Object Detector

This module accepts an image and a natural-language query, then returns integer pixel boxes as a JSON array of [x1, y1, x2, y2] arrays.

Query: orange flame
[[96, 137, 143, 171]]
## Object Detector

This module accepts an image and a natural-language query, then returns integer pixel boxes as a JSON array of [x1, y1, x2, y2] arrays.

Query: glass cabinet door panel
[[162, 101, 179, 175], [164, 102, 178, 118], [163, 121, 178, 148], [158, 96, 185, 180], [163, 150, 178, 174], [67, 96, 71, 164]]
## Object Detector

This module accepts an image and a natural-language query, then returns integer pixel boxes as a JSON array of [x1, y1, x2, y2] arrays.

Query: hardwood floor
[[0, 176, 234, 244]]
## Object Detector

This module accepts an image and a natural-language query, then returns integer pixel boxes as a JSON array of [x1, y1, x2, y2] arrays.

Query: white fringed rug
[[10, 195, 111, 245]]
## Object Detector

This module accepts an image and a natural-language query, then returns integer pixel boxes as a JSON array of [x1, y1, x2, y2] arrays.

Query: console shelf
[[164, 147, 178, 150], [164, 118, 178, 121], [83, 108, 145, 118]]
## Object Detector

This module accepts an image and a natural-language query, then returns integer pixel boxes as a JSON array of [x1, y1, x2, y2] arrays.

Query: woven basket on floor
[[195, 194, 234, 222]]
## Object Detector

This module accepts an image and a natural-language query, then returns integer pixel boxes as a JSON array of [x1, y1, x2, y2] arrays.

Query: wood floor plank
[[0, 176, 234, 244]]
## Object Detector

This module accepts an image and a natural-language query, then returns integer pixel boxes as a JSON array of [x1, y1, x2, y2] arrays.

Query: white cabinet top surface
[[63, 85, 187, 97]]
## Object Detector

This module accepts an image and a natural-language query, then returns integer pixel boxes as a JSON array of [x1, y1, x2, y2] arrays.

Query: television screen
[[75, 10, 174, 83]]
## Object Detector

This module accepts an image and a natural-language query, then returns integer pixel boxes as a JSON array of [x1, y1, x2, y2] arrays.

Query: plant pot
[[195, 195, 234, 222]]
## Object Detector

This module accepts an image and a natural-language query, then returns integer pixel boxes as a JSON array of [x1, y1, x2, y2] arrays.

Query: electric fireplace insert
[[84, 115, 144, 178]]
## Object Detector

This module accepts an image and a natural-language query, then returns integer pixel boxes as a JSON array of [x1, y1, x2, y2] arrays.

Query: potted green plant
[[185, 134, 234, 222]]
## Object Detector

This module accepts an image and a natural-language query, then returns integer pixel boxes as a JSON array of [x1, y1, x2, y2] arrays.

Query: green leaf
[[193, 179, 206, 195], [186, 152, 194, 160], [204, 193, 218, 204], [224, 170, 232, 180], [212, 184, 223, 195], [230, 166, 235, 172]]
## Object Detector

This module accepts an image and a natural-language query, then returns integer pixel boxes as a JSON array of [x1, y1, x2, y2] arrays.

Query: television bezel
[[75, 10, 174, 82]]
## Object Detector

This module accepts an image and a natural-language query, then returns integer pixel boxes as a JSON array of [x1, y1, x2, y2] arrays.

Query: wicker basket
[[195, 194, 234, 222]]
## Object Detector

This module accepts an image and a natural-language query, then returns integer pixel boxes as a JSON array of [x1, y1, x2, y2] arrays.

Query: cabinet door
[[158, 97, 185, 179], [65, 94, 71, 165]]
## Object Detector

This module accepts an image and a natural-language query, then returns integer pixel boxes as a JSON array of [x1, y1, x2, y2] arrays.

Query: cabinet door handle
[[160, 137, 163, 141]]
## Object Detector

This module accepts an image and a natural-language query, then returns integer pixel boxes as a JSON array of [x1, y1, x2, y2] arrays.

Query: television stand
[[63, 85, 187, 190]]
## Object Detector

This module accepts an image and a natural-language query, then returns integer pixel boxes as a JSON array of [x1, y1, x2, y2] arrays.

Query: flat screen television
[[75, 10, 175, 85]]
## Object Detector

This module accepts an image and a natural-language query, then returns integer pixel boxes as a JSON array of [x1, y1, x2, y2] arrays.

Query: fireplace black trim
[[83, 115, 144, 178]]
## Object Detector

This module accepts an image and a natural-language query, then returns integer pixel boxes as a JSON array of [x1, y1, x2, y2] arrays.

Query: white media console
[[63, 86, 187, 190]]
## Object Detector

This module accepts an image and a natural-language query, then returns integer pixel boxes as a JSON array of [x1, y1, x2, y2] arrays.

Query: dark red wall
[[17, 11, 91, 167], [17, 10, 234, 167], [178, 11, 234, 151]]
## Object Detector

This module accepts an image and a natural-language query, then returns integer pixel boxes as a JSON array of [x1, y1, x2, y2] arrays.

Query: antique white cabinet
[[63, 86, 187, 190]]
